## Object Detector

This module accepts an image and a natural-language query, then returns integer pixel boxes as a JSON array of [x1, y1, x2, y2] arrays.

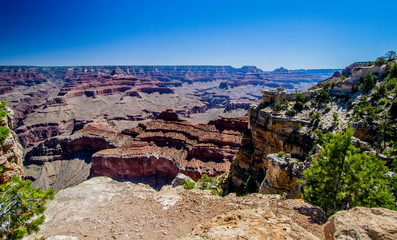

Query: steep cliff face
[[0, 108, 24, 184], [228, 104, 312, 196], [23, 121, 126, 191], [23, 110, 248, 191], [91, 110, 248, 185]]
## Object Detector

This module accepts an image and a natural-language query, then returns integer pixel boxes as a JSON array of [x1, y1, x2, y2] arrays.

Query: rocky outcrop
[[91, 110, 248, 183], [228, 103, 312, 195], [258, 153, 304, 198], [179, 208, 321, 240], [324, 207, 397, 240], [23, 121, 124, 191], [32, 177, 326, 240], [15, 121, 75, 148], [0, 108, 23, 184]]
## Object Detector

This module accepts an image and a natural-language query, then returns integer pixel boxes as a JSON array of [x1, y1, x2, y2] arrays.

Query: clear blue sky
[[0, 0, 396, 70]]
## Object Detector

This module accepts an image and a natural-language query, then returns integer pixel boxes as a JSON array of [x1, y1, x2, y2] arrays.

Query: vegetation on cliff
[[301, 52, 397, 215], [0, 101, 10, 145], [301, 129, 395, 216], [0, 101, 54, 240], [0, 172, 54, 240]]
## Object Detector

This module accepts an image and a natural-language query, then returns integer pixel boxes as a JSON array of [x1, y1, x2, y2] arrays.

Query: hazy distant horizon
[[0, 64, 342, 72], [1, 0, 395, 70]]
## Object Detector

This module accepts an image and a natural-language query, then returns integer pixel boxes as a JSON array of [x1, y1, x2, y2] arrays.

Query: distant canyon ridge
[[0, 65, 338, 190], [1, 65, 338, 143]]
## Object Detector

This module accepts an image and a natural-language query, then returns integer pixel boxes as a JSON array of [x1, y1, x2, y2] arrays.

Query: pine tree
[[0, 172, 54, 239], [302, 128, 395, 216]]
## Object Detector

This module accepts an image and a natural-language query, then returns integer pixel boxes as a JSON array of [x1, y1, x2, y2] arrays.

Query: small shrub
[[311, 112, 321, 125], [258, 102, 265, 109], [0, 101, 10, 145], [184, 179, 196, 189], [278, 151, 285, 158], [375, 56, 387, 66], [389, 62, 397, 79], [333, 112, 339, 122], [286, 109, 296, 117], [324, 105, 331, 112], [316, 91, 331, 103], [362, 71, 377, 93], [282, 97, 289, 106], [378, 98, 388, 106], [297, 124, 302, 131], [0, 174, 54, 239], [386, 78, 397, 92], [274, 104, 282, 111], [197, 174, 215, 190], [296, 93, 305, 102], [294, 102, 304, 111]]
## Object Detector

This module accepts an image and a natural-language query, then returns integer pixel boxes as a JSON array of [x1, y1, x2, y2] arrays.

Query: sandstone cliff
[[23, 110, 248, 191], [0, 107, 23, 184], [91, 110, 248, 188], [227, 104, 312, 196]]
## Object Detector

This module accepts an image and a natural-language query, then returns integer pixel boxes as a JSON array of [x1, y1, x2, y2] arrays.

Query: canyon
[[0, 65, 336, 191], [0, 65, 336, 149], [1, 60, 397, 240]]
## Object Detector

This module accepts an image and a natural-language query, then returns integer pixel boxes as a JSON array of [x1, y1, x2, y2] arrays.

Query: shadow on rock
[[294, 206, 327, 225]]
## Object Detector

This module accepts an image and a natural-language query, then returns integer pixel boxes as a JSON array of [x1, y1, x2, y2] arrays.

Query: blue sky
[[0, 0, 396, 70]]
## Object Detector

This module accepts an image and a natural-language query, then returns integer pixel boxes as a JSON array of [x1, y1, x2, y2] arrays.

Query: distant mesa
[[272, 67, 289, 73]]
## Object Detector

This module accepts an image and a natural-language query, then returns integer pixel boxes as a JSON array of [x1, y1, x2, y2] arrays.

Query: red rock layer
[[91, 110, 248, 181]]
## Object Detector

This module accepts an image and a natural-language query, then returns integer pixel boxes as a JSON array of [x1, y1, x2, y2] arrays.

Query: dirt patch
[[29, 177, 325, 240]]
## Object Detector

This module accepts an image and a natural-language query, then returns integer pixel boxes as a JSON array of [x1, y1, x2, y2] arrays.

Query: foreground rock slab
[[31, 177, 326, 240], [324, 207, 397, 240], [178, 208, 321, 240]]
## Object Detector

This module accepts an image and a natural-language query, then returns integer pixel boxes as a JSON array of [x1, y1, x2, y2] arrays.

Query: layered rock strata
[[91, 110, 248, 184], [0, 108, 24, 184], [227, 95, 312, 196], [24, 110, 248, 190]]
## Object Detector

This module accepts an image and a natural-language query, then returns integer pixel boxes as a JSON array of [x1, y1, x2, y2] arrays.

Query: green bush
[[293, 102, 304, 111], [378, 98, 388, 106], [301, 129, 395, 216], [362, 71, 377, 93], [286, 109, 296, 117], [277, 151, 285, 158], [310, 112, 321, 125], [183, 179, 196, 189], [196, 174, 218, 194], [282, 97, 289, 106], [0, 173, 54, 239], [296, 93, 305, 102], [316, 91, 331, 103], [0, 101, 10, 145], [386, 78, 397, 92], [389, 62, 397, 79], [375, 56, 387, 66], [324, 105, 331, 112], [274, 104, 282, 111], [332, 112, 339, 122]]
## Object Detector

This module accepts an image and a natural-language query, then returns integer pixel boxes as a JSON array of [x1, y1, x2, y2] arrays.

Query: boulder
[[172, 173, 194, 187], [324, 207, 397, 240]]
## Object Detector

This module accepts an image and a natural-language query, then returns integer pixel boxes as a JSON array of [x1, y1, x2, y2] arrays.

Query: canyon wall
[[227, 93, 313, 197], [0, 108, 23, 184]]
